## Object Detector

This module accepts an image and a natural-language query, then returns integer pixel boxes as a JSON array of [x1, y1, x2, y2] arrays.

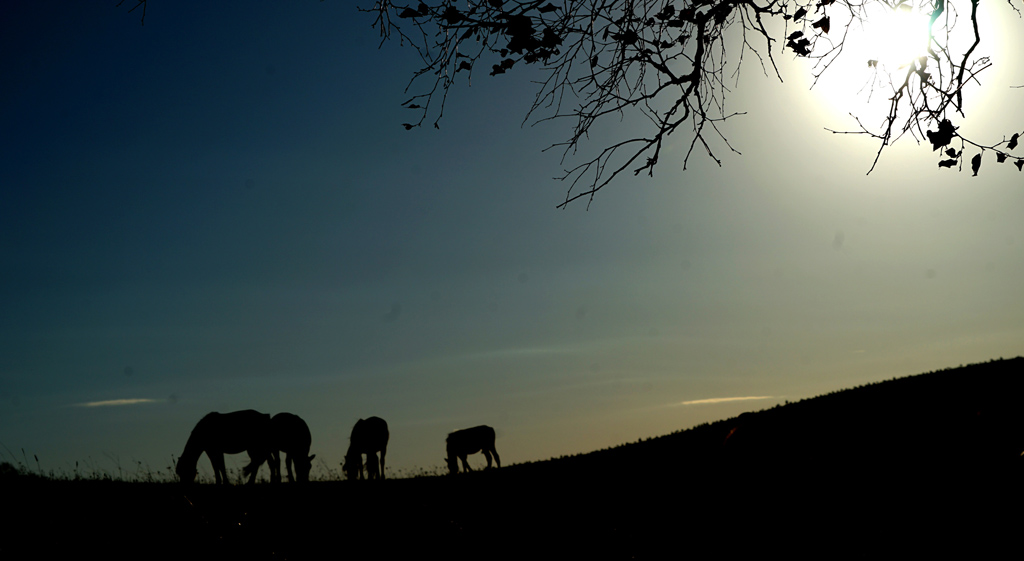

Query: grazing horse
[[343, 416, 389, 480], [446, 425, 500, 475], [175, 410, 273, 485], [269, 412, 315, 483]]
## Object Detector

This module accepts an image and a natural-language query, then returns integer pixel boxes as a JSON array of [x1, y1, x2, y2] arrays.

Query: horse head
[[175, 459, 197, 484], [342, 451, 363, 480], [295, 454, 316, 483]]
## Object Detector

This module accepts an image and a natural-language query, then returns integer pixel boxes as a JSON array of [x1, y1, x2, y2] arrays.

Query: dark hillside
[[513, 356, 1024, 479], [4, 358, 1023, 559]]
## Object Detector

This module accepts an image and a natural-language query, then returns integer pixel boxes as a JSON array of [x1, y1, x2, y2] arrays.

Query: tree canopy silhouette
[[362, 0, 1024, 207]]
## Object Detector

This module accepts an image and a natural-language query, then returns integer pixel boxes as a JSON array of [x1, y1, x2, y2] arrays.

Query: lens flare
[[867, 5, 932, 68]]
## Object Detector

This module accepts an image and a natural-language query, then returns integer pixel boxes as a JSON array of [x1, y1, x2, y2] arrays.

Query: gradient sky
[[2, 1, 1022, 480]]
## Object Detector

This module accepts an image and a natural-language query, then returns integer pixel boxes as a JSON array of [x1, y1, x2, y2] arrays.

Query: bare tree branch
[[358, 0, 1024, 205]]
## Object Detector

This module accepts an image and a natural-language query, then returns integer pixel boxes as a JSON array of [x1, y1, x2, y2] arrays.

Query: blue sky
[[2, 1, 1022, 479]]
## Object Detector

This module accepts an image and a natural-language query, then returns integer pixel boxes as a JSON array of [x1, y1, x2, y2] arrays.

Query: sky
[[2, 1, 1022, 480]]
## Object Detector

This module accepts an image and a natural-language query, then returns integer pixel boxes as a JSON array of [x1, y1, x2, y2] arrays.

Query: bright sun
[[865, 4, 933, 68], [806, 3, 937, 120]]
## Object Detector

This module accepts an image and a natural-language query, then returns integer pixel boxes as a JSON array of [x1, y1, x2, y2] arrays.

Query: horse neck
[[180, 432, 205, 466], [345, 442, 359, 459]]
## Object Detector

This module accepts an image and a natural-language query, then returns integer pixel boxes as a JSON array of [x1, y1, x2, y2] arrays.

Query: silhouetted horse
[[175, 410, 273, 484], [269, 412, 315, 483], [343, 416, 389, 480], [446, 425, 500, 475]]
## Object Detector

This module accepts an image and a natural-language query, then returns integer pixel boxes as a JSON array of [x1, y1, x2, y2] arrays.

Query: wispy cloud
[[455, 345, 579, 361], [680, 396, 775, 406], [75, 398, 160, 408]]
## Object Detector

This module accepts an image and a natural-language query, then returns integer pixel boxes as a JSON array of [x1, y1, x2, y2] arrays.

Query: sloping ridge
[[5, 358, 1022, 559], [504, 356, 1024, 483]]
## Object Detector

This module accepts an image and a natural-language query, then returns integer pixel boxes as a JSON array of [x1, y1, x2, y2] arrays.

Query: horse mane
[[177, 412, 218, 473]]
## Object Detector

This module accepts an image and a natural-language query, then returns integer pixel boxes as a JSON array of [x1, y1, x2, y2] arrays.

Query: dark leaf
[[542, 27, 562, 48], [867, 60, 877, 68], [610, 30, 639, 44], [793, 7, 807, 22], [488, 0, 503, 8], [1016, 160, 1024, 171], [442, 6, 464, 24], [787, 38, 812, 56], [538, 3, 558, 13], [457, 61, 472, 72], [926, 119, 957, 151], [1008, 133, 1019, 151], [402, 123, 415, 130], [399, 8, 421, 18], [590, 55, 599, 68], [997, 152, 1007, 163], [812, 16, 830, 34], [405, 103, 422, 109], [713, 6, 729, 25], [787, 31, 803, 41], [938, 159, 957, 168], [490, 64, 506, 76], [971, 153, 981, 176], [418, 3, 429, 15], [945, 148, 958, 158], [817, 0, 836, 6]]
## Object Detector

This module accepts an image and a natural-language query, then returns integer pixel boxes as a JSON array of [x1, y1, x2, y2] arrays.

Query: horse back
[[195, 410, 272, 454], [446, 425, 495, 456], [271, 412, 312, 454], [351, 416, 389, 452]]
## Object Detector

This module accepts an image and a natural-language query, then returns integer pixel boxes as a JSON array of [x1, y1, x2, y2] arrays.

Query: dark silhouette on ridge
[[446, 425, 500, 474], [175, 409, 273, 484], [9, 358, 1024, 559], [268, 412, 315, 483], [343, 416, 389, 480]]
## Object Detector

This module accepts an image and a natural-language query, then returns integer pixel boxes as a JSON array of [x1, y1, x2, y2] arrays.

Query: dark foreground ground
[[5, 358, 1024, 559]]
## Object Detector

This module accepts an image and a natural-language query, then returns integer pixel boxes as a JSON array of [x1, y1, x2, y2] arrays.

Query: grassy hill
[[4, 357, 1023, 559]]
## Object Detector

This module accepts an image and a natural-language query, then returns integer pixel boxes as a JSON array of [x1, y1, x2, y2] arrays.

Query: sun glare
[[865, 5, 932, 68], [799, 2, 939, 123]]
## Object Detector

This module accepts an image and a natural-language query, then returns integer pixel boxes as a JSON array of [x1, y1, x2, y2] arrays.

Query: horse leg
[[210, 453, 227, 485], [491, 446, 501, 469], [380, 447, 387, 480], [286, 454, 295, 482], [482, 449, 493, 468], [244, 451, 265, 485], [370, 453, 380, 480], [268, 451, 281, 484], [460, 454, 472, 472]]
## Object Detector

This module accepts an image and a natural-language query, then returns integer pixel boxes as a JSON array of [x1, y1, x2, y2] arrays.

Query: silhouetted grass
[[4, 357, 1024, 559]]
